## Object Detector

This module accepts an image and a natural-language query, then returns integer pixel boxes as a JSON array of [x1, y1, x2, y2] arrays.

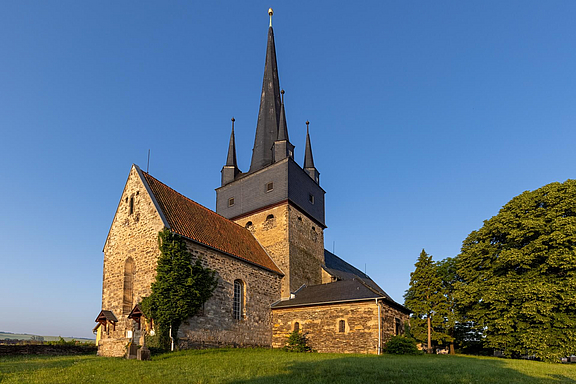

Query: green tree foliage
[[404, 249, 450, 353], [384, 335, 422, 355], [283, 330, 313, 352], [455, 180, 576, 361], [436, 257, 458, 354], [141, 229, 218, 350]]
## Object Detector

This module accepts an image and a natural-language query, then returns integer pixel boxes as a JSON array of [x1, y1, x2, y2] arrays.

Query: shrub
[[283, 330, 313, 352], [384, 336, 422, 355]]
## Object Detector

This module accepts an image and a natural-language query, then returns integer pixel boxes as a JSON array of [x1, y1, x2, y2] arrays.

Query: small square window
[[309, 194, 315, 204], [266, 182, 274, 192], [228, 197, 235, 207]]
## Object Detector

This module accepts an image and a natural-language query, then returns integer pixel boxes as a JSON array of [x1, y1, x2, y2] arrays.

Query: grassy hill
[[0, 332, 94, 343], [1, 348, 575, 383]]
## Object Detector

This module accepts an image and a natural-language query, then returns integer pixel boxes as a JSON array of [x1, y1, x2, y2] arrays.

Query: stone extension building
[[96, 12, 409, 357]]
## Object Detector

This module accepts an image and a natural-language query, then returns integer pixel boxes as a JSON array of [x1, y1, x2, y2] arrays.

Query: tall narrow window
[[233, 279, 244, 320], [123, 258, 135, 314], [294, 322, 300, 332], [129, 196, 134, 215], [338, 319, 346, 333]]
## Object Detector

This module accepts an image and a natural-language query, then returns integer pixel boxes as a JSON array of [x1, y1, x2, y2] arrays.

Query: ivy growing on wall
[[140, 229, 218, 351]]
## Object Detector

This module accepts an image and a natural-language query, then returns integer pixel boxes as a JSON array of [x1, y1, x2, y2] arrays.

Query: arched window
[[266, 214, 274, 221], [338, 319, 346, 333], [245, 221, 253, 229], [123, 258, 135, 314], [294, 322, 300, 332], [233, 279, 244, 320]]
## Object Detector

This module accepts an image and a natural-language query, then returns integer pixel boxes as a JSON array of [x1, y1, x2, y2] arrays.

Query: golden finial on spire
[[268, 8, 273, 27]]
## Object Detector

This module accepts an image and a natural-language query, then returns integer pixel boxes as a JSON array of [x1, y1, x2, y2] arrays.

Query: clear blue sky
[[1, 1, 575, 339]]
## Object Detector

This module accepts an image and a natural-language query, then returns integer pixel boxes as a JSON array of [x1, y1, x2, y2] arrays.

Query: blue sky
[[1, 1, 575, 339]]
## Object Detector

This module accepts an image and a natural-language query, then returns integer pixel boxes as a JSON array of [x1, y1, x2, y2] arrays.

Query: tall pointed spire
[[221, 118, 241, 186], [249, 10, 282, 173], [226, 118, 238, 167], [304, 121, 320, 184]]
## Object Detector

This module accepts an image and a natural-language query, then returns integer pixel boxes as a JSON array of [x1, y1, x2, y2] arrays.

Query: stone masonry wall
[[379, 302, 410, 345], [178, 241, 282, 348], [287, 205, 324, 293], [272, 301, 379, 354], [100, 166, 165, 357], [272, 300, 409, 354], [234, 202, 324, 299], [234, 204, 290, 297]]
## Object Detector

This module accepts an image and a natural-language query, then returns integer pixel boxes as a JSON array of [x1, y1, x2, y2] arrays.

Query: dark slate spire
[[226, 118, 238, 167], [304, 121, 320, 184], [221, 118, 241, 186], [274, 90, 294, 162], [304, 121, 314, 168], [277, 90, 289, 141], [249, 25, 282, 173]]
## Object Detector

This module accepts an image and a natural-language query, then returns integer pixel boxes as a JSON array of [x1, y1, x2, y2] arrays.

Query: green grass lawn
[[1, 348, 575, 384]]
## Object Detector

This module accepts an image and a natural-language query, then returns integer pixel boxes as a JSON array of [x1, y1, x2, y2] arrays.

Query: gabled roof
[[95, 310, 118, 323], [272, 279, 379, 308], [140, 170, 282, 275], [323, 250, 392, 300], [271, 279, 409, 313]]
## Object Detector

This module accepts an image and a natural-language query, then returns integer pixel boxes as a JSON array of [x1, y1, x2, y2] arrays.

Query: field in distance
[[1, 348, 575, 384], [0, 331, 94, 343]]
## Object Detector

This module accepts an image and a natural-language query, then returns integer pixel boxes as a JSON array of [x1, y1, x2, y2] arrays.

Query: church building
[[96, 10, 409, 357]]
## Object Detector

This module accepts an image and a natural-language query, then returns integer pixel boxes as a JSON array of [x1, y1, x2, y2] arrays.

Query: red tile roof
[[141, 171, 282, 274]]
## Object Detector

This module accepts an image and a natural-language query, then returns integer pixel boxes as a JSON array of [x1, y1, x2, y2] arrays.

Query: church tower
[[216, 10, 325, 298]]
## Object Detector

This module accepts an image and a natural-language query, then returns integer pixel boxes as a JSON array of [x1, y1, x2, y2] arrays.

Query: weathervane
[[269, 8, 273, 27]]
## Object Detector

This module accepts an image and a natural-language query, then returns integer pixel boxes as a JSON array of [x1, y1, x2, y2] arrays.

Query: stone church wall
[[178, 240, 282, 348], [234, 202, 324, 299], [379, 301, 410, 345], [99, 167, 165, 357], [272, 301, 380, 354], [287, 204, 324, 294], [234, 204, 290, 297], [272, 300, 409, 354]]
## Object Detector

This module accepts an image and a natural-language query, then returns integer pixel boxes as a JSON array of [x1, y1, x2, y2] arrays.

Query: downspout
[[376, 298, 381, 355]]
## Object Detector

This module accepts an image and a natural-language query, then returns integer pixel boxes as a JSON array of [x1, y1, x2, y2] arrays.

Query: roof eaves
[[271, 296, 384, 309]]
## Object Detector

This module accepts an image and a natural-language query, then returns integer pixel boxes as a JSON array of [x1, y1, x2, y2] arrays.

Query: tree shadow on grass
[[230, 354, 576, 384]]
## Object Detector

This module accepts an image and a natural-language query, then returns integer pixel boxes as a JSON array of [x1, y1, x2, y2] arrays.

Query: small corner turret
[[303, 121, 320, 184], [273, 90, 295, 162], [221, 117, 241, 186]]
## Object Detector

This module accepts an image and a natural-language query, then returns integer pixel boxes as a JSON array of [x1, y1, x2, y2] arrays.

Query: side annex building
[[96, 13, 409, 357]]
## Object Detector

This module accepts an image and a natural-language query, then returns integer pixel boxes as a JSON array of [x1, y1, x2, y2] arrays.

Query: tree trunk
[[427, 315, 432, 354], [449, 327, 455, 355]]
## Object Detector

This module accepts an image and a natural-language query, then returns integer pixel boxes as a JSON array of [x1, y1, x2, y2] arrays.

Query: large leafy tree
[[455, 180, 576, 361], [404, 249, 449, 353], [141, 229, 218, 350]]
